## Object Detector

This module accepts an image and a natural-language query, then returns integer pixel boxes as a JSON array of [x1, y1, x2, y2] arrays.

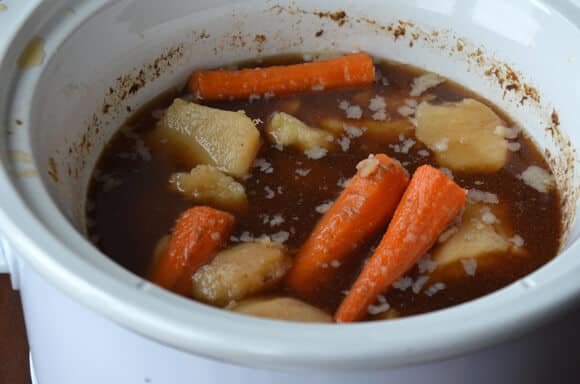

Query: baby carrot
[[148, 206, 235, 296], [287, 154, 410, 297], [189, 52, 375, 101], [335, 165, 467, 322]]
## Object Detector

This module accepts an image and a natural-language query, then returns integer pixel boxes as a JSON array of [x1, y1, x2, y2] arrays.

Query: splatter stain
[[48, 157, 59, 182], [19, 36, 46, 69]]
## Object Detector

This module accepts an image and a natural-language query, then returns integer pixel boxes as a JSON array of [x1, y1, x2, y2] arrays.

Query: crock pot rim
[[1, 0, 580, 371]]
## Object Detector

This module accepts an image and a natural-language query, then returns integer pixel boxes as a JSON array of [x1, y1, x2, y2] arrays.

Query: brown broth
[[87, 56, 562, 320]]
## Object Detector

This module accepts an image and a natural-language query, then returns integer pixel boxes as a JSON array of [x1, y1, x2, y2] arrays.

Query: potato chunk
[[169, 165, 248, 213], [266, 112, 333, 151], [150, 99, 260, 177], [415, 99, 508, 172], [232, 297, 333, 323], [432, 202, 518, 267], [191, 242, 292, 306]]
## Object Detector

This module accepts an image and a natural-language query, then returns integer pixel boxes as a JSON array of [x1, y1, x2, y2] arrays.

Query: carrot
[[189, 52, 375, 101], [287, 154, 410, 297], [335, 165, 467, 322], [148, 206, 235, 296]]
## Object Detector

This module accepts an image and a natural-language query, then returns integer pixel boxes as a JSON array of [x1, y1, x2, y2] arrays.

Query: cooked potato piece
[[432, 203, 517, 267], [149, 99, 260, 177], [232, 297, 333, 323], [415, 99, 508, 173], [169, 165, 248, 213], [191, 242, 292, 306], [318, 118, 413, 140], [266, 112, 333, 151]]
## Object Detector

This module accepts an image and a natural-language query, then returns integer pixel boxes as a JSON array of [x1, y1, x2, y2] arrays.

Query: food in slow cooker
[[87, 52, 561, 323]]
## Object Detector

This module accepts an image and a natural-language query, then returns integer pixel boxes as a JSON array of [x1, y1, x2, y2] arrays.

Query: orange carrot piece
[[287, 154, 410, 297], [189, 52, 375, 101], [335, 165, 467, 323], [148, 206, 235, 296]]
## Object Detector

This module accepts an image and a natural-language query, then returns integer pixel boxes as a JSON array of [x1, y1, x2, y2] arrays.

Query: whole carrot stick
[[335, 165, 467, 322], [189, 52, 375, 101], [287, 154, 409, 297], [148, 206, 235, 296]]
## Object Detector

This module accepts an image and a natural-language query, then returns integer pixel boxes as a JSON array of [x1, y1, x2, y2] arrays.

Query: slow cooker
[[1, 0, 580, 382]]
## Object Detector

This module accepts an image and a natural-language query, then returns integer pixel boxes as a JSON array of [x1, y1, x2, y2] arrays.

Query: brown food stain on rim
[[65, 43, 186, 182], [48, 157, 59, 182], [266, 3, 576, 247], [18, 36, 45, 69]]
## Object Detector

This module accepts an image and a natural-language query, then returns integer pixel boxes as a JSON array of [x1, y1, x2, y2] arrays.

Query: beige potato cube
[[150, 99, 260, 177], [191, 242, 292, 307], [415, 99, 508, 173], [232, 297, 333, 323], [266, 112, 333, 151], [169, 165, 248, 213], [433, 203, 514, 267]]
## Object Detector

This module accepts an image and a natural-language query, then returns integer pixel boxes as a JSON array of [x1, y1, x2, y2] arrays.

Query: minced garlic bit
[[509, 234, 525, 247], [330, 260, 341, 268], [295, 168, 311, 177], [264, 186, 275, 199], [392, 276, 413, 291], [439, 167, 453, 180], [304, 146, 328, 160], [461, 258, 477, 276], [397, 105, 415, 117], [345, 105, 363, 119], [253, 158, 273, 174], [344, 124, 365, 138], [270, 231, 290, 244], [412, 276, 429, 294], [480, 206, 498, 225], [425, 282, 446, 297], [356, 154, 380, 177], [368, 301, 391, 315], [520, 165, 556, 193], [337, 177, 350, 188], [495, 125, 519, 140], [409, 73, 445, 97], [438, 226, 459, 243], [417, 254, 438, 274], [338, 137, 351, 152], [467, 189, 499, 204], [433, 137, 449, 152], [369, 95, 387, 112], [417, 149, 430, 157], [315, 201, 333, 214], [507, 142, 521, 152], [371, 110, 388, 121], [269, 215, 285, 227], [338, 100, 350, 110]]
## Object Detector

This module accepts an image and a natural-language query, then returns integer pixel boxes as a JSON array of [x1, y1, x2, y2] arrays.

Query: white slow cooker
[[1, 0, 580, 383]]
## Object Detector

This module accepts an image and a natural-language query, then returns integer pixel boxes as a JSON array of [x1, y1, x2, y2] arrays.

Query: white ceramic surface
[[1, 0, 580, 382]]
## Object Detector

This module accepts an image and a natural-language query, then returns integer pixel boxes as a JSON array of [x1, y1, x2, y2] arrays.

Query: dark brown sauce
[[87, 55, 561, 320]]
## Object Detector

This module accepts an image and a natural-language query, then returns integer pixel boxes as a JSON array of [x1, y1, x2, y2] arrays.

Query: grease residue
[[0, 4, 7, 12], [19, 36, 46, 69], [66, 7, 75, 16], [48, 157, 59, 182], [9, 150, 32, 164]]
